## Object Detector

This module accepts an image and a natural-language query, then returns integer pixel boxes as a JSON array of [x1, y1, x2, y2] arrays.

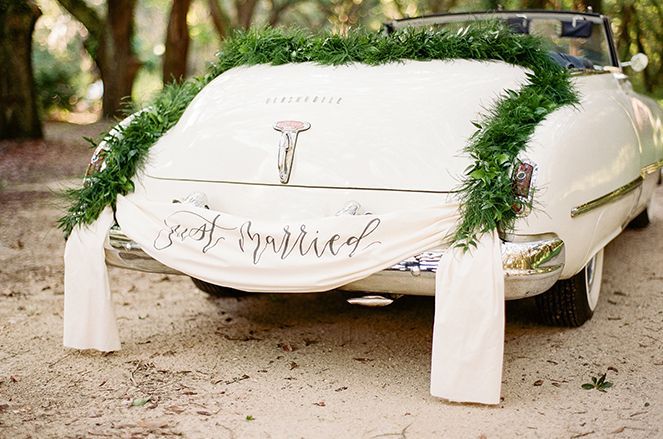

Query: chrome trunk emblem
[[274, 120, 310, 184]]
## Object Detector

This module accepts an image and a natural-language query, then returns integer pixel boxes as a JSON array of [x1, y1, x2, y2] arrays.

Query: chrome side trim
[[570, 176, 643, 218], [570, 160, 663, 217], [641, 159, 663, 177]]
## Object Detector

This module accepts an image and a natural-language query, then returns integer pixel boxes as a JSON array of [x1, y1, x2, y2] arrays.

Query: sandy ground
[[0, 123, 662, 438]]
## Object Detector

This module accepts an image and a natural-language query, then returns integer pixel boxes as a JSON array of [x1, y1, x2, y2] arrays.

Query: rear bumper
[[104, 228, 564, 300]]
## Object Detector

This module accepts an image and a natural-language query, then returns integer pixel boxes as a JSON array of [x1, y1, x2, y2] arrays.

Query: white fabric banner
[[63, 207, 121, 352], [63, 193, 505, 404], [431, 230, 504, 405]]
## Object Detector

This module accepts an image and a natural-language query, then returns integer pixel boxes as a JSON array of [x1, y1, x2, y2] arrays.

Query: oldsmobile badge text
[[153, 210, 382, 264]]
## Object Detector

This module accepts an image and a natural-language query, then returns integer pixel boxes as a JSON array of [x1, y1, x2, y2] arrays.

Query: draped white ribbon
[[63, 193, 504, 404]]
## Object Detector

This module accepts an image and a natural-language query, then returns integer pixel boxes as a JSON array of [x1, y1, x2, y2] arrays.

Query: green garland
[[59, 23, 577, 246]]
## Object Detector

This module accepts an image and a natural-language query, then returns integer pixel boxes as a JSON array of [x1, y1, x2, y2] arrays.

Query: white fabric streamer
[[430, 230, 505, 404], [63, 193, 505, 404], [63, 207, 121, 352]]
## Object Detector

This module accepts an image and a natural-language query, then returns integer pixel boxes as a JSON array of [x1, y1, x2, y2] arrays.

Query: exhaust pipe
[[346, 294, 403, 307]]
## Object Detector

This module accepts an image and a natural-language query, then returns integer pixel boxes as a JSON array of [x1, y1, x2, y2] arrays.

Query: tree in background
[[207, 0, 304, 39], [0, 0, 42, 139], [163, 0, 192, 83], [612, 0, 662, 95], [56, 0, 140, 117]]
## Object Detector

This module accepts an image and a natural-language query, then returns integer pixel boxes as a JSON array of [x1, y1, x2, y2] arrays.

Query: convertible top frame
[[384, 10, 619, 68]]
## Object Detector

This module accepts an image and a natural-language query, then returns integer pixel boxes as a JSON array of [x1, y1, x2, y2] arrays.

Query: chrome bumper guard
[[105, 228, 565, 300]]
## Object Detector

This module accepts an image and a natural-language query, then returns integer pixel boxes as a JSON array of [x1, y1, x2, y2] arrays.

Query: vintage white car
[[102, 10, 663, 327]]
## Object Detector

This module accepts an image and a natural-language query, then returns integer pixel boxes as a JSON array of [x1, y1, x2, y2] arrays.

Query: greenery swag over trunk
[[58, 24, 577, 246]]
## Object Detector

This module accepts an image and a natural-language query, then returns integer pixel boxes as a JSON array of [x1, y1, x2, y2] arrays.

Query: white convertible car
[[103, 10, 663, 327]]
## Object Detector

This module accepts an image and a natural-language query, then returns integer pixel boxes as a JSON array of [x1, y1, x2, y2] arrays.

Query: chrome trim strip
[[641, 159, 663, 177], [570, 176, 643, 218], [570, 160, 663, 217], [569, 69, 612, 77], [144, 175, 456, 195]]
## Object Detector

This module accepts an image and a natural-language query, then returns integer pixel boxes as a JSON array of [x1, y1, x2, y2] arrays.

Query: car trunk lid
[[144, 60, 529, 192]]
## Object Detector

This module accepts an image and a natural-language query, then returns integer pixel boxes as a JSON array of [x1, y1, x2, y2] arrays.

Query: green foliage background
[[32, 0, 663, 116]]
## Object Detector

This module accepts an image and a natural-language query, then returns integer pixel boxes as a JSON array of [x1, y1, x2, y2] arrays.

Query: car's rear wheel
[[535, 248, 604, 327], [191, 278, 247, 297], [627, 208, 650, 229]]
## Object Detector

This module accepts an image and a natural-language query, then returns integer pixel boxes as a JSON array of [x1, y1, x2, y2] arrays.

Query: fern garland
[[58, 23, 577, 246]]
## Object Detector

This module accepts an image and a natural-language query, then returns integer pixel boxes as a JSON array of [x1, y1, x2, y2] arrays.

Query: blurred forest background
[[1, 0, 662, 139]]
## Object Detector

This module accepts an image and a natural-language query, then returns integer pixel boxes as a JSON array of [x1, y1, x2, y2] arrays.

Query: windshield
[[391, 12, 613, 69]]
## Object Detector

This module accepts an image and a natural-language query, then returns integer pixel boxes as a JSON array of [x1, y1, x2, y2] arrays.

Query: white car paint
[[145, 60, 530, 192]]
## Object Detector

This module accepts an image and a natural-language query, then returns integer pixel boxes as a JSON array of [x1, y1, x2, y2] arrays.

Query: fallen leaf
[[137, 419, 171, 429], [131, 397, 151, 407], [223, 334, 261, 341], [278, 342, 296, 352], [218, 374, 250, 385], [335, 386, 348, 392], [289, 362, 299, 370], [196, 410, 212, 416], [533, 379, 543, 386], [165, 405, 185, 414], [353, 357, 373, 363], [313, 401, 326, 407]]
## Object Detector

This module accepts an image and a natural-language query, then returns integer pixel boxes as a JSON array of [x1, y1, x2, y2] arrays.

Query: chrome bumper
[[105, 228, 564, 300]]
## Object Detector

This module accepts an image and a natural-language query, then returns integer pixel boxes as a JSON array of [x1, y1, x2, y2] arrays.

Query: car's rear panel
[[143, 60, 530, 194]]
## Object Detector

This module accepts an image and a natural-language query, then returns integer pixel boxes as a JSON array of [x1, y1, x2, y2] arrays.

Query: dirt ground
[[1, 122, 662, 439]]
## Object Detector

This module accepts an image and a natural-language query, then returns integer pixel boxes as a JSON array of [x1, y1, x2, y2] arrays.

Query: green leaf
[[132, 397, 151, 407], [469, 169, 486, 180], [597, 373, 606, 386], [581, 383, 595, 390]]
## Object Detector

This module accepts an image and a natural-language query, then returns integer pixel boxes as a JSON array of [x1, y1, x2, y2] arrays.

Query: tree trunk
[[235, 0, 259, 29], [97, 0, 140, 117], [208, 0, 231, 40], [56, 0, 139, 118], [0, 1, 42, 139], [163, 0, 192, 83], [522, 0, 548, 9]]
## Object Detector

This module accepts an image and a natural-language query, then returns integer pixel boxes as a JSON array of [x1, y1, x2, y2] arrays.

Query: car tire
[[535, 248, 604, 327], [627, 208, 650, 229], [191, 278, 247, 297]]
